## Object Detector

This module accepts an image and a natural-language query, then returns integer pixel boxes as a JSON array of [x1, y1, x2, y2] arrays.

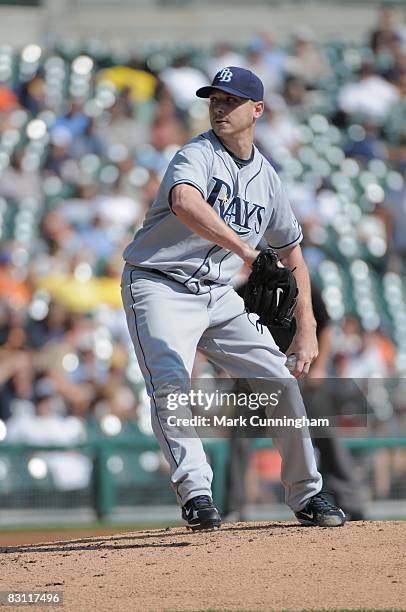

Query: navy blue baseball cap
[[196, 66, 264, 102]]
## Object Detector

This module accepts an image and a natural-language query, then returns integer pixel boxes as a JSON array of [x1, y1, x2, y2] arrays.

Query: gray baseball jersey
[[123, 129, 302, 292]]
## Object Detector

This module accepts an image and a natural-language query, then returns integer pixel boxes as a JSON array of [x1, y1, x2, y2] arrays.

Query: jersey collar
[[211, 130, 255, 169]]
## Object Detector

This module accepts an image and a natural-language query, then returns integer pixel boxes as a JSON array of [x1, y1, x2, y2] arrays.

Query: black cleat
[[182, 495, 222, 531], [295, 492, 346, 527]]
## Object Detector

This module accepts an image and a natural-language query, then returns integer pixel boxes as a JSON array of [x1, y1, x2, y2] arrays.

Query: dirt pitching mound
[[1, 521, 404, 611]]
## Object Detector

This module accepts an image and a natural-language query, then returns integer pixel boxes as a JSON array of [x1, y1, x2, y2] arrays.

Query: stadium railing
[[0, 436, 405, 522]]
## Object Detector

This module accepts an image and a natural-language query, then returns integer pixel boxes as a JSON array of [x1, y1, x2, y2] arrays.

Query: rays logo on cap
[[218, 68, 233, 82]]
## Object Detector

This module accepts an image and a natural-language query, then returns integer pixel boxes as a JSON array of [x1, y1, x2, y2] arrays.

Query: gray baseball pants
[[121, 263, 322, 511]]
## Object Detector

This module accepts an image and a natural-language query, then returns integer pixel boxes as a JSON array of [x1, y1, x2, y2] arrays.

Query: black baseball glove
[[244, 248, 298, 328]]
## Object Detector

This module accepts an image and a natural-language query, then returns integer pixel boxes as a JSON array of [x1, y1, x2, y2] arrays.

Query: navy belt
[[134, 266, 217, 287]]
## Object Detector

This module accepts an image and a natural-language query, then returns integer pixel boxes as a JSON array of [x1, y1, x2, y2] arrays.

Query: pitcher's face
[[209, 91, 263, 138]]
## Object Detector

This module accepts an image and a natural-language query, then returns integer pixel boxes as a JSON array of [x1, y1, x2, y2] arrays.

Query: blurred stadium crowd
[[0, 6, 406, 502]]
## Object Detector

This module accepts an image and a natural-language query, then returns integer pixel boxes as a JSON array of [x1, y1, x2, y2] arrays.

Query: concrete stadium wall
[[0, 6, 45, 48], [0, 1, 405, 50]]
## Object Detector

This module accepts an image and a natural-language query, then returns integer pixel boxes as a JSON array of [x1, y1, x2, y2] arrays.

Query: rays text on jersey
[[207, 177, 265, 236]]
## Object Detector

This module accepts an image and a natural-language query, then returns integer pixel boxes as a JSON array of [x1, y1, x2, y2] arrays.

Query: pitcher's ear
[[254, 100, 264, 118]]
